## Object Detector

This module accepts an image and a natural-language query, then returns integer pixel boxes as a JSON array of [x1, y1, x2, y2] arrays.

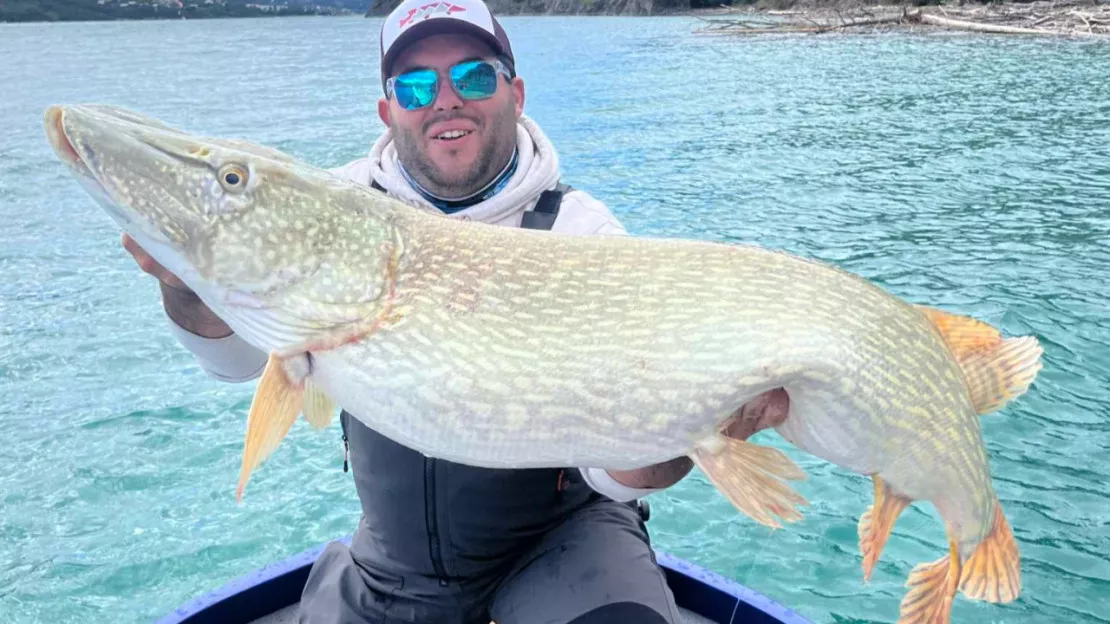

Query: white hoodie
[[165, 115, 654, 501]]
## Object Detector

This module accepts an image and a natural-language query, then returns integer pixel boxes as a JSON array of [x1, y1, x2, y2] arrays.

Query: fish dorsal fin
[[917, 305, 1003, 354], [916, 305, 1044, 415]]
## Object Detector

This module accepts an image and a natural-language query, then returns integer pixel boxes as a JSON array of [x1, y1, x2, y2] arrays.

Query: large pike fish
[[44, 103, 1042, 623]]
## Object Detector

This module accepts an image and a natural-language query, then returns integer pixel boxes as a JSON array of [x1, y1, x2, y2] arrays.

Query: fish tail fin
[[898, 536, 961, 624], [236, 352, 306, 502], [690, 436, 808, 530], [958, 499, 1022, 603], [916, 305, 1043, 414]]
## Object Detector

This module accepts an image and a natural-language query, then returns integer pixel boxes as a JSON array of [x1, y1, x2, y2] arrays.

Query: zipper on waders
[[424, 457, 449, 586], [340, 411, 349, 473]]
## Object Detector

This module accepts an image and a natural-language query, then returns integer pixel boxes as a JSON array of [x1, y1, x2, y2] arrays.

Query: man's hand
[[605, 388, 791, 490], [122, 233, 234, 339]]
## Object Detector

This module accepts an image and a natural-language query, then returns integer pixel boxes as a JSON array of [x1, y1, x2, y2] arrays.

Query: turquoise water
[[2, 14, 1109, 624]]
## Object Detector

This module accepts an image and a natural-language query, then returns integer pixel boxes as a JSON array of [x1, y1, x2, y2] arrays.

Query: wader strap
[[520, 182, 571, 231]]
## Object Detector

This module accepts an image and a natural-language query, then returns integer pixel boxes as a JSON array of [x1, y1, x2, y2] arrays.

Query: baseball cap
[[379, 0, 515, 90]]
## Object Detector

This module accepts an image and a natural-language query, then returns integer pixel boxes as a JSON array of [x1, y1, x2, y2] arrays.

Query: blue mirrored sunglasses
[[386, 59, 512, 111]]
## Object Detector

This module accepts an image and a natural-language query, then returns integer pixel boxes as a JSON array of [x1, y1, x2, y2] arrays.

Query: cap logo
[[398, 2, 467, 29]]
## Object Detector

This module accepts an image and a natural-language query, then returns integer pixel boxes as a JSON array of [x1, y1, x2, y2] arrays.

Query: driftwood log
[[914, 10, 1104, 35]]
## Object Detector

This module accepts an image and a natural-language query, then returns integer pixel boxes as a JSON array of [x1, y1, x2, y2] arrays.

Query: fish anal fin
[[958, 499, 1022, 603], [916, 305, 1043, 415], [303, 378, 337, 429], [690, 438, 808, 530], [898, 536, 961, 624], [858, 474, 912, 582], [236, 351, 305, 502]]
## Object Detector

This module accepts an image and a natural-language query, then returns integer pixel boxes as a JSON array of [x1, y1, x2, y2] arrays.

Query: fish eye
[[218, 164, 248, 192]]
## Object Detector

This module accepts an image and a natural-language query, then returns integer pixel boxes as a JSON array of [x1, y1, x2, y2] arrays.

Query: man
[[124, 0, 790, 621]]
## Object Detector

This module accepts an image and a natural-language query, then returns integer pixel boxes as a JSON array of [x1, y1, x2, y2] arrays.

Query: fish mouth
[[44, 105, 163, 236], [44, 105, 128, 228], [45, 106, 97, 181]]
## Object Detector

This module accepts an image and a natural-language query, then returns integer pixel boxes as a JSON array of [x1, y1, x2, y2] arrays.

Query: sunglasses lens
[[394, 69, 437, 110], [451, 60, 498, 100]]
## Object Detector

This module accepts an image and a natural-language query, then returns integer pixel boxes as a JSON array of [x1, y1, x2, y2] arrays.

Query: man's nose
[[433, 79, 464, 111]]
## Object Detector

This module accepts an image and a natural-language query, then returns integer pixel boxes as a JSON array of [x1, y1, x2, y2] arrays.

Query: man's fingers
[[741, 391, 772, 418], [122, 233, 157, 271], [121, 232, 192, 292], [121, 232, 149, 260], [136, 254, 161, 276], [722, 388, 791, 441], [737, 388, 785, 422], [750, 388, 790, 429]]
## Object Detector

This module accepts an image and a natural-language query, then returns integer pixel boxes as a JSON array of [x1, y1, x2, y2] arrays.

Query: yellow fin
[[236, 352, 304, 502], [898, 536, 961, 624], [917, 305, 1003, 354], [958, 499, 1022, 603], [858, 475, 911, 582], [916, 305, 1043, 415], [690, 438, 808, 529], [954, 336, 1042, 415], [302, 378, 336, 429]]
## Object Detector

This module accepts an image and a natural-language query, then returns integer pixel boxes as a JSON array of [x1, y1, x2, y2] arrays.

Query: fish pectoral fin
[[690, 437, 808, 530], [899, 536, 961, 624], [915, 305, 1043, 415], [958, 499, 1021, 603], [302, 378, 337, 430], [236, 351, 307, 502], [858, 474, 912, 582]]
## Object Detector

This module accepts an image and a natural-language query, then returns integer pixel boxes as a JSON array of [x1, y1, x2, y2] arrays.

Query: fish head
[[44, 104, 399, 350], [45, 104, 339, 296]]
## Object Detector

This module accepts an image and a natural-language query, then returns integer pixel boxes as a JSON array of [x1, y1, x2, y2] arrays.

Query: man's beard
[[392, 101, 516, 198]]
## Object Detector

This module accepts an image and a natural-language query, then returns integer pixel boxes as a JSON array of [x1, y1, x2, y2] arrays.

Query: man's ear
[[511, 77, 525, 117], [378, 97, 391, 127]]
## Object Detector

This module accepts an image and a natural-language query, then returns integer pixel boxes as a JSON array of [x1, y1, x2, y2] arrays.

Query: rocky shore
[[692, 0, 1110, 37]]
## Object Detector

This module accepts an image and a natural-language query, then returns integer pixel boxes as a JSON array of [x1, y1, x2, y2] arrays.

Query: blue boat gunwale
[[157, 535, 812, 624]]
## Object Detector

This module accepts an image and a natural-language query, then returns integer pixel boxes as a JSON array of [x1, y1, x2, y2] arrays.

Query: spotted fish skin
[[45, 104, 1040, 624], [309, 208, 991, 537]]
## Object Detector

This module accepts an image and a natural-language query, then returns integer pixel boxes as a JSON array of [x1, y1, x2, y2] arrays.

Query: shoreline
[[0, 0, 353, 23], [689, 0, 1110, 37], [4, 0, 1108, 36]]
